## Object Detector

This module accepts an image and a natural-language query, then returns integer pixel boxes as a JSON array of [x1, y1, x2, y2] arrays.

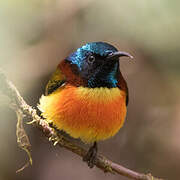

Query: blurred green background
[[0, 0, 180, 180]]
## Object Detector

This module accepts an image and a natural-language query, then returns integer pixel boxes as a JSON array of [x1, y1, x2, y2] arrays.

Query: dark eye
[[88, 55, 95, 63]]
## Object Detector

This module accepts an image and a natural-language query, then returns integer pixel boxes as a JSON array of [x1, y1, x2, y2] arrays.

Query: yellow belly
[[38, 85, 127, 143]]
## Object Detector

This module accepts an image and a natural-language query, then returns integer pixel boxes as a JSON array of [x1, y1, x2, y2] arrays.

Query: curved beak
[[107, 51, 133, 60]]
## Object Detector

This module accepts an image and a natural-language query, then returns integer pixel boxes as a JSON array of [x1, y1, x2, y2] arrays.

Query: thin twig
[[0, 69, 164, 180]]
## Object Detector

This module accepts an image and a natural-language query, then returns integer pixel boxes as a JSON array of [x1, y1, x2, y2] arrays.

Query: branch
[[0, 69, 163, 180]]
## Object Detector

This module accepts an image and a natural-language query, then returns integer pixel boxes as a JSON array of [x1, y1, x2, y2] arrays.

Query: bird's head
[[66, 42, 133, 88]]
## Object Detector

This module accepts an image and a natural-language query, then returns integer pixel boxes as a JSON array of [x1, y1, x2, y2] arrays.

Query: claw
[[48, 135, 61, 146], [53, 140, 59, 146], [49, 137, 53, 141], [26, 119, 37, 125]]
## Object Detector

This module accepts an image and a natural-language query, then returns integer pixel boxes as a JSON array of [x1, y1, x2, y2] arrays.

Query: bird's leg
[[83, 142, 97, 168]]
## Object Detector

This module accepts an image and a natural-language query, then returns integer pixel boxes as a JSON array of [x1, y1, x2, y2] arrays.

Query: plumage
[[39, 84, 127, 142], [38, 42, 132, 143]]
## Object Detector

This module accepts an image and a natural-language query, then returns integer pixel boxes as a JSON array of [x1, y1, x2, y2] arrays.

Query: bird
[[38, 42, 133, 168]]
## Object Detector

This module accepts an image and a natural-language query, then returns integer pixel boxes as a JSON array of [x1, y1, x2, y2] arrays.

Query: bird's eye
[[88, 55, 95, 63]]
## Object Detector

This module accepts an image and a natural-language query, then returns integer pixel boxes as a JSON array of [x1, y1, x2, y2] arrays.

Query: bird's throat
[[87, 62, 119, 88]]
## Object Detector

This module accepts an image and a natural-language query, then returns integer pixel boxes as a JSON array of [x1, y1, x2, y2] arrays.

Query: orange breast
[[39, 85, 127, 143]]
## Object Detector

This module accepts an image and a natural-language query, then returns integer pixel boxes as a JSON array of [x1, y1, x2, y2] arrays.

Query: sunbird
[[38, 42, 133, 167]]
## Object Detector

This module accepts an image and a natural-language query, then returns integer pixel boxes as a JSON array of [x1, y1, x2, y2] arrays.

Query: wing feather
[[117, 71, 129, 106], [45, 62, 66, 95]]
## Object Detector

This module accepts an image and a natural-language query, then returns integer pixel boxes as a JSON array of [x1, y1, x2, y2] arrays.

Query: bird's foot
[[83, 142, 97, 168], [26, 119, 37, 125], [49, 134, 62, 146]]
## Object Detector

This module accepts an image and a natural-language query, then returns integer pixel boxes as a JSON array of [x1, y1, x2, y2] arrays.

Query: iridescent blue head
[[66, 42, 133, 88]]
